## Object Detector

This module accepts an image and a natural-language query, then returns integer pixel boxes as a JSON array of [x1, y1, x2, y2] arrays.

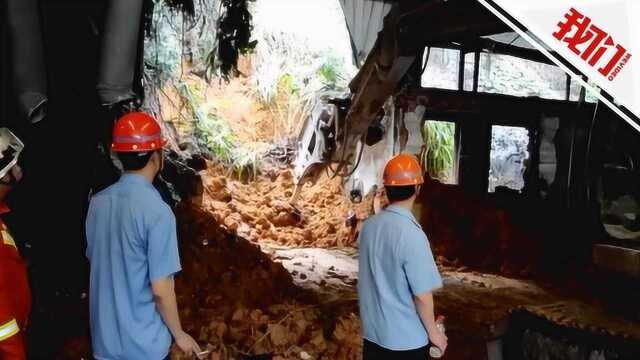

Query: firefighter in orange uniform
[[0, 128, 30, 359]]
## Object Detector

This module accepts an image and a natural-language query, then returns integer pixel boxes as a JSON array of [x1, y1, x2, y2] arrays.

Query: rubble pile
[[172, 203, 362, 359], [202, 164, 375, 248], [418, 176, 543, 277]]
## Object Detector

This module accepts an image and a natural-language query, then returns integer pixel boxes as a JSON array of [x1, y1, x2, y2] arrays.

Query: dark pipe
[[5, 0, 48, 124], [97, 0, 145, 106]]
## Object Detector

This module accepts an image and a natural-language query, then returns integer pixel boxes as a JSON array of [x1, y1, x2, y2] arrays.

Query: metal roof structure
[[339, 0, 392, 66]]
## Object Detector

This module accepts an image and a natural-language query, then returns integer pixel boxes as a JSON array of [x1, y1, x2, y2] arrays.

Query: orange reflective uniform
[[0, 202, 31, 359]]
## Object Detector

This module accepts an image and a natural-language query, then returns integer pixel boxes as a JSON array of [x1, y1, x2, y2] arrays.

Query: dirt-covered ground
[[168, 164, 369, 359], [202, 163, 375, 248], [171, 202, 362, 360], [168, 163, 640, 360], [149, 59, 640, 360]]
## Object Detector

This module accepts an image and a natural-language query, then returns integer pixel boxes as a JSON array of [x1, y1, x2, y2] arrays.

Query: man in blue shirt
[[86, 112, 200, 360], [358, 154, 447, 359]]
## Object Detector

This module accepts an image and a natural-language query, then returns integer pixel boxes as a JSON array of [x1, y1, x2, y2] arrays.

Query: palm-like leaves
[[420, 121, 455, 182]]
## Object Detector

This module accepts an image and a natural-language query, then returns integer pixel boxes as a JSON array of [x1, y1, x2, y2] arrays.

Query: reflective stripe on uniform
[[2, 229, 16, 249], [0, 319, 19, 341]]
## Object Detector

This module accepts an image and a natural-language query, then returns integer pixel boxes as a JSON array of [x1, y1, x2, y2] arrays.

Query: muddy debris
[[202, 164, 376, 248], [172, 203, 362, 359]]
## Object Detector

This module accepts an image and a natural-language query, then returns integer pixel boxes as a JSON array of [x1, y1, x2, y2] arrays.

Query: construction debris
[[202, 163, 376, 248], [172, 203, 362, 360]]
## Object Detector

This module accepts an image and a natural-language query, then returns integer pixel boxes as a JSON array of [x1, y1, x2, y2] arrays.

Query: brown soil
[[171, 203, 362, 359], [201, 163, 376, 248], [418, 176, 545, 277], [204, 76, 276, 153], [157, 63, 281, 154]]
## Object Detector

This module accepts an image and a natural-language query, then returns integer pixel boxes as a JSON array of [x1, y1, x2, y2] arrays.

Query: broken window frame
[[476, 52, 569, 101], [486, 120, 534, 194], [420, 46, 463, 91], [420, 39, 601, 106]]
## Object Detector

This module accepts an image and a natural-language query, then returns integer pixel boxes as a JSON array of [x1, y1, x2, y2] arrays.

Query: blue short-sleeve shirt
[[358, 205, 443, 351], [86, 174, 181, 360]]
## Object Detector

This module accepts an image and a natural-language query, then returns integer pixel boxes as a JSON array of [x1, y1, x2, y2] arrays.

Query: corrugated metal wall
[[339, 0, 392, 66]]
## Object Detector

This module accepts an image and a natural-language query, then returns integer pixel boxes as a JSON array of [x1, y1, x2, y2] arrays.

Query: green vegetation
[[250, 21, 355, 141], [175, 81, 235, 161], [143, 0, 355, 177], [317, 55, 346, 89], [420, 120, 455, 182], [144, 1, 259, 178], [175, 80, 258, 179]]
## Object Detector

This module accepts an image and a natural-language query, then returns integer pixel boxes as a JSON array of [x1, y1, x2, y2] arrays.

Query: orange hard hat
[[111, 112, 166, 152], [383, 153, 424, 186]]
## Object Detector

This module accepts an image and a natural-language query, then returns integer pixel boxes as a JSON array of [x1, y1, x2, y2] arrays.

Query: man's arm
[[402, 232, 447, 352], [414, 292, 447, 353], [147, 209, 200, 357], [0, 320, 26, 360], [151, 277, 201, 356], [414, 292, 436, 330]]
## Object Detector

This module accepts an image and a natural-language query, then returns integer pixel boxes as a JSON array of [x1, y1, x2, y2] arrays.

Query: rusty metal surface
[[520, 302, 640, 341], [434, 268, 640, 344]]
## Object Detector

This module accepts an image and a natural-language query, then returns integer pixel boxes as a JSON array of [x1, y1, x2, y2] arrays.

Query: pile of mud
[[418, 177, 542, 277], [202, 164, 375, 248], [172, 203, 362, 359], [418, 175, 592, 278]]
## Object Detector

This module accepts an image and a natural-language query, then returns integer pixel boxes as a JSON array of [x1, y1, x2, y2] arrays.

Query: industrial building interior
[[1, 0, 639, 359]]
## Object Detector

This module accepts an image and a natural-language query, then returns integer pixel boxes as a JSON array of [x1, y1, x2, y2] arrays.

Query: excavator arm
[[291, 3, 419, 195], [291, 0, 509, 201]]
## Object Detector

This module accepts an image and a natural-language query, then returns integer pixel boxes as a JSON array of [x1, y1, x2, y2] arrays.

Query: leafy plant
[[175, 80, 260, 180], [317, 55, 346, 90], [420, 121, 455, 182], [176, 81, 235, 161], [143, 0, 354, 178], [248, 27, 353, 144], [210, 0, 258, 80]]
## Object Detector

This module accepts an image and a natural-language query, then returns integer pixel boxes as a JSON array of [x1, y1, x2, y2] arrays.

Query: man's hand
[[152, 278, 201, 357], [414, 292, 447, 355], [428, 325, 448, 355], [174, 331, 201, 356]]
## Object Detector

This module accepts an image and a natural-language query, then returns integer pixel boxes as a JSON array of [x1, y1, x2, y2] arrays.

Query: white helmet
[[0, 128, 24, 180]]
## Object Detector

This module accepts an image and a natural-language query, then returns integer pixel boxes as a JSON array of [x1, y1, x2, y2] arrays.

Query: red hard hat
[[383, 153, 424, 186], [111, 112, 166, 152]]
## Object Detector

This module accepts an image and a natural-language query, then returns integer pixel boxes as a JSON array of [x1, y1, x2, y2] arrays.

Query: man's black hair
[[118, 151, 155, 171], [385, 185, 416, 202]]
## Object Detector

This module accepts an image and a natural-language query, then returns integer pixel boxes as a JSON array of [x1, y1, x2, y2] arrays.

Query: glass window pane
[[478, 53, 567, 100], [463, 52, 475, 91], [422, 47, 460, 90], [488, 125, 530, 192]]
